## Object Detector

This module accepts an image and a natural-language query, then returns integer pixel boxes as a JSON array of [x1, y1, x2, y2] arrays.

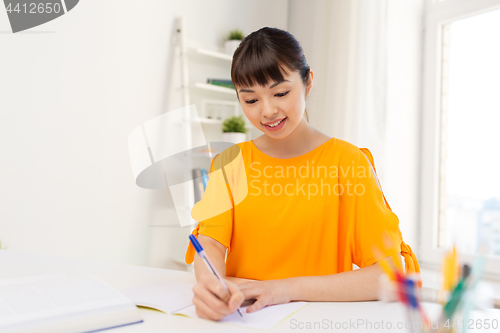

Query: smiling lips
[[262, 117, 287, 131], [262, 117, 286, 127]]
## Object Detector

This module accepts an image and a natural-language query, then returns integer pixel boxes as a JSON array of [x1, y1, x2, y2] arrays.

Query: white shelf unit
[[191, 82, 236, 95], [187, 45, 233, 61], [172, 17, 259, 270], [176, 16, 253, 125]]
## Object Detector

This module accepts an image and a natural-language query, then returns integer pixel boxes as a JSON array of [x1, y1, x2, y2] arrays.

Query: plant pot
[[224, 40, 241, 55], [223, 132, 246, 144]]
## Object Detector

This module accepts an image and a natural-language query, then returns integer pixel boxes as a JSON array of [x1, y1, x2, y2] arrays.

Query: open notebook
[[122, 280, 309, 330], [0, 274, 142, 333]]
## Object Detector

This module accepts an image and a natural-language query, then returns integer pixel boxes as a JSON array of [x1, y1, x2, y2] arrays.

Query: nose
[[260, 98, 278, 119]]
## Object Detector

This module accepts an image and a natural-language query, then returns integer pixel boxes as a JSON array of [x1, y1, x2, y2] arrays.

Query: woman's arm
[[193, 234, 227, 280], [286, 263, 383, 302], [193, 234, 256, 283], [236, 261, 386, 313]]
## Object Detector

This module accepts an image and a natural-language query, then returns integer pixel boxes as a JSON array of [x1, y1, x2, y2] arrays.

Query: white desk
[[1, 250, 499, 333]]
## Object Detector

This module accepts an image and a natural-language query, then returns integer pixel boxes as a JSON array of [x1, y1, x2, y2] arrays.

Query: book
[[0, 274, 142, 333], [206, 78, 235, 90], [200, 169, 209, 190], [122, 281, 309, 330], [192, 169, 205, 203]]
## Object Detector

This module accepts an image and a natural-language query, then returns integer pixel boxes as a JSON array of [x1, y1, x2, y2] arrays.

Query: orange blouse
[[185, 137, 420, 281]]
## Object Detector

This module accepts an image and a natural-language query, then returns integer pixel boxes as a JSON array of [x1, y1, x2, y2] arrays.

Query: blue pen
[[189, 234, 244, 319]]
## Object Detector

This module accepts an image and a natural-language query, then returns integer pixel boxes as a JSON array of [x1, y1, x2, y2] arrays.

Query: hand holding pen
[[189, 234, 245, 321]]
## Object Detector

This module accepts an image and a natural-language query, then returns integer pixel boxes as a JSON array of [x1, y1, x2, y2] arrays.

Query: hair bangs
[[231, 41, 289, 89]]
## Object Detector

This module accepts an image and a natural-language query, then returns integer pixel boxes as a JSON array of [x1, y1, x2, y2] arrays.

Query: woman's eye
[[276, 91, 290, 97], [244, 91, 288, 104]]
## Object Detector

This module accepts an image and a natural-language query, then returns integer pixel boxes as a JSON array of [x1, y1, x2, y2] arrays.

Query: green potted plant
[[222, 115, 247, 143], [224, 29, 244, 55]]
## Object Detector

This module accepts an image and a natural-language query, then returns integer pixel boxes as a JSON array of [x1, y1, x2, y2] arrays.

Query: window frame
[[420, 0, 500, 278]]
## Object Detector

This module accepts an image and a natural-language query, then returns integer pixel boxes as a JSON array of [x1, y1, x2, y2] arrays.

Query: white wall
[[289, 0, 424, 250], [0, 0, 288, 268], [1, 0, 424, 269]]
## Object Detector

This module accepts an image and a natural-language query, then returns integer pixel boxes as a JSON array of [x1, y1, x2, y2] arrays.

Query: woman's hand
[[235, 279, 293, 313], [192, 272, 245, 321]]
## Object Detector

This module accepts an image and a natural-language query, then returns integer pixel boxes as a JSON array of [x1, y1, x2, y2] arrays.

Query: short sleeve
[[340, 147, 403, 268], [184, 152, 234, 264]]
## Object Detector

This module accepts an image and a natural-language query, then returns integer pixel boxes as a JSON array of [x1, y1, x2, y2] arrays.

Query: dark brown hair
[[230, 27, 311, 122]]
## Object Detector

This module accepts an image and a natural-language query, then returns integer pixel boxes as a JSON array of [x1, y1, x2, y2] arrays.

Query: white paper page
[[0, 274, 67, 286], [0, 275, 136, 329], [174, 301, 309, 330], [121, 281, 195, 313]]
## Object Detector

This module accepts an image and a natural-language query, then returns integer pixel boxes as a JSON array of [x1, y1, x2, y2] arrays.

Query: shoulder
[[335, 137, 360, 154], [211, 141, 252, 169], [331, 138, 374, 168], [327, 137, 361, 158]]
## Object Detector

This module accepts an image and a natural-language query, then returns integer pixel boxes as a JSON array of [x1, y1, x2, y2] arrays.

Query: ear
[[305, 69, 314, 97]]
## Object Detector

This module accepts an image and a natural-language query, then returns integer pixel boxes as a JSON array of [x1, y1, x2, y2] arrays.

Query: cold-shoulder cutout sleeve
[[338, 144, 420, 284]]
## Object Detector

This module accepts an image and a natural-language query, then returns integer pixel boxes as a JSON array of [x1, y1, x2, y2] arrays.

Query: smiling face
[[236, 67, 313, 140]]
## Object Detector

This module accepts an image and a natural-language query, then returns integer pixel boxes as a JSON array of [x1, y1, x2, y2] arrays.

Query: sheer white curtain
[[290, 0, 388, 173], [289, 0, 424, 249]]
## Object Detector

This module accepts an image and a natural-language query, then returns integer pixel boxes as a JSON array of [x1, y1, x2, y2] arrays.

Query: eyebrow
[[238, 80, 290, 93]]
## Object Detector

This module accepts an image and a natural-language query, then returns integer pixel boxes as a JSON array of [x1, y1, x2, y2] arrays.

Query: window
[[421, 0, 500, 277]]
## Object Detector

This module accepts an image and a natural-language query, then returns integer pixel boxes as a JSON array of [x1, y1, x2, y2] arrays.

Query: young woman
[[185, 27, 420, 321]]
